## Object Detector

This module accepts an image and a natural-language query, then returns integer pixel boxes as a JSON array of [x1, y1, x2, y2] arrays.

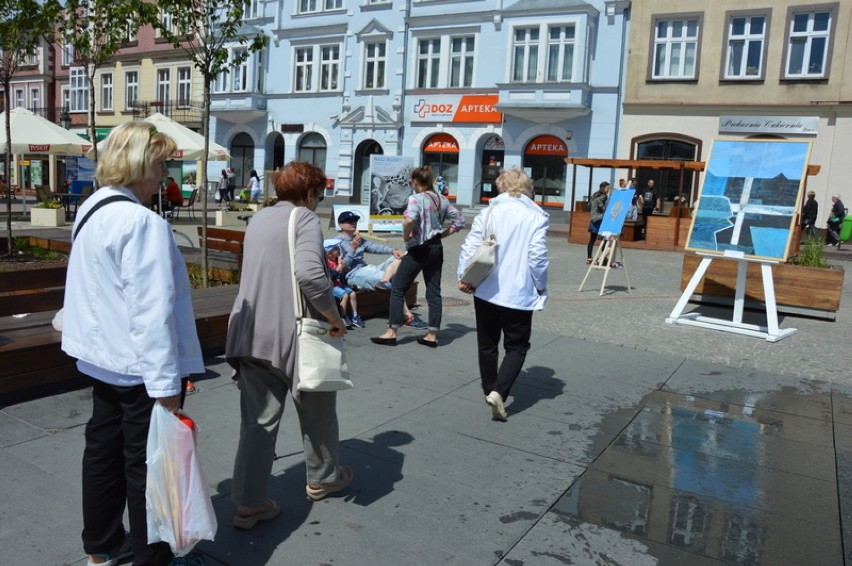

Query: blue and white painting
[[599, 189, 633, 236], [686, 139, 812, 261]]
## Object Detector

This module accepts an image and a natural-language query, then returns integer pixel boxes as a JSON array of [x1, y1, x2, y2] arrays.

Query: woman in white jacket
[[457, 168, 549, 422], [62, 122, 204, 566]]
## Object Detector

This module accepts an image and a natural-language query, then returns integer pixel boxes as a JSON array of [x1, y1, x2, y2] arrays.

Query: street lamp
[[59, 106, 70, 130]]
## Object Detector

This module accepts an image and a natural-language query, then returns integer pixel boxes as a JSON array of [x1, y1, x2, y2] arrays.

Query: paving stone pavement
[[2, 218, 852, 565]]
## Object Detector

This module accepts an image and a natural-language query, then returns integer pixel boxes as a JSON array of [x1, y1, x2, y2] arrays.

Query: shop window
[[422, 133, 459, 197], [299, 132, 328, 171], [523, 135, 567, 208], [634, 136, 699, 208]]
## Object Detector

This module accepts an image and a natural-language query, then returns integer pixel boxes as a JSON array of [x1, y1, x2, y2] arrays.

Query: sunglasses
[[316, 192, 324, 202]]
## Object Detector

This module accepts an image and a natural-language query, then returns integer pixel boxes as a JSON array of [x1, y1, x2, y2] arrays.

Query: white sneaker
[[486, 391, 507, 421]]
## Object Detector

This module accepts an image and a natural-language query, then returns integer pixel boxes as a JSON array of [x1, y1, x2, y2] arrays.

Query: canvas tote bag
[[460, 206, 497, 287], [288, 207, 353, 392]]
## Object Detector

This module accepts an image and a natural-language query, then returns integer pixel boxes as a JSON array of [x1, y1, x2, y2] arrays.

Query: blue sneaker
[[343, 315, 354, 329], [403, 316, 428, 330], [351, 313, 366, 328]]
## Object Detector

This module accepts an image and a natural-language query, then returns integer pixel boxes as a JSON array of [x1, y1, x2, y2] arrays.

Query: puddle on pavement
[[557, 388, 841, 565]]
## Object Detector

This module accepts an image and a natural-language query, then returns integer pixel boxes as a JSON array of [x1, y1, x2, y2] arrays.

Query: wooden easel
[[578, 234, 632, 296], [666, 251, 796, 342]]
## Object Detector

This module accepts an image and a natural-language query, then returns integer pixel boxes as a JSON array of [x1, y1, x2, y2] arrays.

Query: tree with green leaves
[[151, 0, 267, 287], [59, 0, 152, 165], [0, 0, 59, 255]]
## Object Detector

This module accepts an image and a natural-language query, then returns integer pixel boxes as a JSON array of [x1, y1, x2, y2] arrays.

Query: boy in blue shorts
[[326, 241, 363, 328]]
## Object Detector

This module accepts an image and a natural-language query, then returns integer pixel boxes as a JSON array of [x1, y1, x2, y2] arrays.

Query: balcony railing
[[26, 106, 64, 125], [129, 100, 203, 125]]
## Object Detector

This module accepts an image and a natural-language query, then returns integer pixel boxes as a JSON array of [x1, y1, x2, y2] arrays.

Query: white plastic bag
[[146, 403, 217, 556]]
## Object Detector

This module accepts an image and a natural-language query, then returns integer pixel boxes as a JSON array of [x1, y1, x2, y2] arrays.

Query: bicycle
[[165, 210, 195, 248]]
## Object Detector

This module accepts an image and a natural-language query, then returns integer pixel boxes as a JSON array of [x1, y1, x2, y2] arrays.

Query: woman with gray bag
[[457, 167, 549, 422]]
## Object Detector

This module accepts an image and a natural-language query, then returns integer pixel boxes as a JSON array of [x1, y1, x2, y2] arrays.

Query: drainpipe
[[611, 5, 629, 166], [397, 0, 412, 156]]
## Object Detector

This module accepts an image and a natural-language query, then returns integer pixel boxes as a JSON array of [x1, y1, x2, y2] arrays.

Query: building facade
[[210, 0, 632, 210], [620, 0, 851, 224]]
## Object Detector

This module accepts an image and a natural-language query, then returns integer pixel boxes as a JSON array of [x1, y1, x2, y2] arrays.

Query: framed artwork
[[599, 189, 634, 236], [685, 139, 812, 262]]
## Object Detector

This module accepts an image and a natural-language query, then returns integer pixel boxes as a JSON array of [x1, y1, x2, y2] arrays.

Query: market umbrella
[[88, 112, 230, 161], [0, 107, 91, 155]]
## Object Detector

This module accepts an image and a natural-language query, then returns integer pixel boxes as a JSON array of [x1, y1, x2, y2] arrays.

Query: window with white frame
[[652, 17, 700, 79], [125, 71, 139, 109], [298, 0, 342, 14], [159, 9, 177, 36], [363, 41, 386, 89], [246, 0, 261, 19], [22, 48, 37, 66], [178, 67, 191, 106], [320, 45, 340, 90], [450, 36, 475, 87], [100, 73, 113, 110], [232, 48, 249, 92], [156, 68, 170, 102], [417, 38, 441, 88], [293, 43, 342, 93], [294, 47, 313, 91], [30, 88, 39, 112], [546, 25, 575, 82], [61, 88, 70, 112], [213, 66, 230, 93], [512, 27, 539, 82], [724, 15, 766, 79], [69, 66, 88, 111], [62, 44, 75, 66], [14, 89, 24, 108], [785, 8, 834, 78]]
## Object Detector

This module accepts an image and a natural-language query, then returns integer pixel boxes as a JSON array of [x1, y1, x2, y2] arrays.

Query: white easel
[[578, 233, 632, 296], [666, 250, 796, 342]]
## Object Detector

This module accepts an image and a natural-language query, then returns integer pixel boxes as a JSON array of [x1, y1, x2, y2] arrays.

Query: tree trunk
[[200, 74, 211, 287], [4, 80, 13, 256]]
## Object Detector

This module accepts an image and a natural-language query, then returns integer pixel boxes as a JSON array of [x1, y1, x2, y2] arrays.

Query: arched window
[[298, 132, 327, 172], [633, 135, 700, 207]]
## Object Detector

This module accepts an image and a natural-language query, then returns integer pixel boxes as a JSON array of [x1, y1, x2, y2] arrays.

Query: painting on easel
[[598, 189, 634, 235], [686, 139, 812, 262]]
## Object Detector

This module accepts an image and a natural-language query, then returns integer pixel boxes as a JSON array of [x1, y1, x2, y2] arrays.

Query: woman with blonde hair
[[457, 167, 549, 422], [62, 121, 205, 565]]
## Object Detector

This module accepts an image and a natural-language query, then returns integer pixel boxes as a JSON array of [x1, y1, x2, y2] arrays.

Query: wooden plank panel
[[0, 266, 67, 292], [681, 254, 843, 312]]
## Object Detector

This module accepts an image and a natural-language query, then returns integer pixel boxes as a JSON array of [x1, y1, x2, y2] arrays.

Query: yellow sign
[[19, 160, 30, 165]]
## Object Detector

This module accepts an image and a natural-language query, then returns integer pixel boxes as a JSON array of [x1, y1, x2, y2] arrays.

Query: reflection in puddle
[[555, 388, 837, 564]]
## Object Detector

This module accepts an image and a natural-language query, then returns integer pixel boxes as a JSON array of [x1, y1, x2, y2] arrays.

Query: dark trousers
[[218, 188, 231, 203], [389, 239, 443, 330], [82, 379, 176, 566], [587, 231, 599, 259], [474, 296, 533, 400]]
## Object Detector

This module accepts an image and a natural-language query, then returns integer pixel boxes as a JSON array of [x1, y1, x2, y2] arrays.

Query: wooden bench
[[0, 266, 238, 405], [347, 283, 419, 320]]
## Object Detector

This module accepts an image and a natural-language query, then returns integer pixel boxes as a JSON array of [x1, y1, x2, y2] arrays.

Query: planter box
[[246, 202, 263, 212], [30, 207, 65, 227], [215, 210, 253, 227], [681, 253, 844, 316]]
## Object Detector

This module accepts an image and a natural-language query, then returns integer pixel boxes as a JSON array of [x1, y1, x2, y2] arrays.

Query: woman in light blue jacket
[[458, 167, 549, 422]]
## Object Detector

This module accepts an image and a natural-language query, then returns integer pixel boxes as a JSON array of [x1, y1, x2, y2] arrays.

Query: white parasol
[[0, 107, 92, 155], [88, 112, 230, 161]]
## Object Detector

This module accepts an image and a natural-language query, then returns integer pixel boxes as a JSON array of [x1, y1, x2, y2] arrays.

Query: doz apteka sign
[[410, 94, 502, 124]]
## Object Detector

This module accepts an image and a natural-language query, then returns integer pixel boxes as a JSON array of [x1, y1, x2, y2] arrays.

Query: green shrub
[[791, 235, 829, 268]]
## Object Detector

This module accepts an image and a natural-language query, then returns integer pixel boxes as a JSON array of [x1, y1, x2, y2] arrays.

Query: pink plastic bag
[[146, 404, 218, 556]]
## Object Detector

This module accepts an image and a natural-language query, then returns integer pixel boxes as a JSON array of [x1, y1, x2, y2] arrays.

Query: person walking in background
[[457, 167, 549, 422], [637, 179, 660, 236], [247, 169, 262, 201], [217, 169, 230, 207], [226, 161, 352, 531], [227, 167, 237, 202], [802, 191, 818, 237], [826, 194, 846, 248], [62, 122, 205, 566], [586, 182, 610, 264], [371, 165, 465, 348]]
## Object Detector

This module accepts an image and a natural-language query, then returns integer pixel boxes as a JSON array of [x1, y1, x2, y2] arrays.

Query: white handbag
[[288, 207, 353, 392], [460, 206, 498, 287]]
